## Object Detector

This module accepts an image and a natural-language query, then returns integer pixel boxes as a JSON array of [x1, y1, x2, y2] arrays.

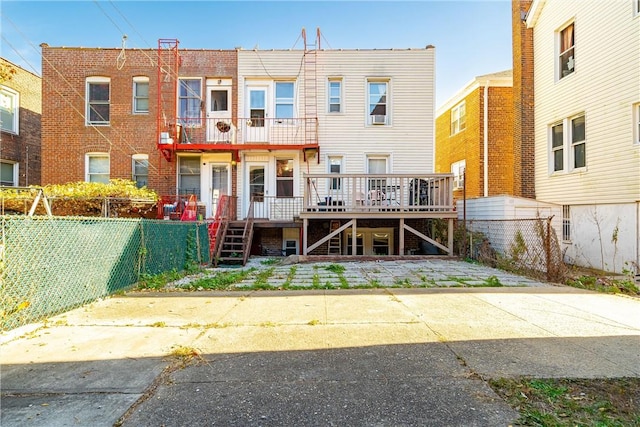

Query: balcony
[[157, 117, 318, 151], [301, 174, 456, 219]]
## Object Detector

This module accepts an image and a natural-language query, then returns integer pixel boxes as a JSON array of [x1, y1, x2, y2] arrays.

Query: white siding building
[[526, 0, 640, 274]]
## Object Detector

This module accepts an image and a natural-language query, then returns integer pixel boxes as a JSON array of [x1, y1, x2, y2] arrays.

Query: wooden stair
[[215, 220, 252, 266]]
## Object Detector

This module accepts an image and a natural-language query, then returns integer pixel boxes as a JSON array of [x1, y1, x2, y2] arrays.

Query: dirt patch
[[489, 377, 640, 426]]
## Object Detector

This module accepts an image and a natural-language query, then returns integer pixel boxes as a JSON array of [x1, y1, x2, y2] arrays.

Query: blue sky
[[1, 0, 513, 108]]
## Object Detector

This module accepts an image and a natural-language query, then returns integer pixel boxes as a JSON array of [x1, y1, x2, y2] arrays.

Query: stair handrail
[[212, 195, 232, 266], [242, 199, 255, 266]]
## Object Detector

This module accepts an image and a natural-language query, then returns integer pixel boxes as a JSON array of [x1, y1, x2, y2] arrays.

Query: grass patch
[[149, 321, 166, 328], [260, 258, 280, 266], [307, 319, 320, 326], [282, 265, 298, 289], [489, 377, 640, 426], [253, 267, 275, 289], [137, 269, 183, 290], [181, 268, 256, 290], [393, 278, 413, 287], [481, 275, 504, 287], [324, 263, 346, 274], [169, 345, 202, 367], [566, 275, 639, 296]]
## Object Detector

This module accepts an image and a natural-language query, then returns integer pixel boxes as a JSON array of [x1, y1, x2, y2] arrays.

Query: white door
[[210, 164, 230, 218], [206, 80, 232, 142], [246, 87, 268, 142], [246, 162, 269, 218]]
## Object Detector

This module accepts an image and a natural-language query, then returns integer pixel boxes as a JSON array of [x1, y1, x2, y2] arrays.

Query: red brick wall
[[512, 0, 535, 198], [436, 85, 515, 203], [41, 46, 237, 196], [1, 58, 42, 185]]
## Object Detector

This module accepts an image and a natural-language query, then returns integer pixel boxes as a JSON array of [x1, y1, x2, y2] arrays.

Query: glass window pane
[[89, 83, 109, 101], [135, 82, 149, 97], [554, 150, 563, 171], [134, 159, 148, 175], [211, 90, 228, 111], [1, 162, 14, 184], [574, 143, 585, 168], [250, 91, 265, 108], [277, 159, 293, 178], [276, 82, 294, 98], [89, 157, 109, 173], [276, 180, 293, 197], [276, 104, 293, 118], [90, 104, 109, 122], [179, 157, 200, 174], [572, 116, 585, 142], [136, 99, 148, 111], [552, 124, 563, 148]]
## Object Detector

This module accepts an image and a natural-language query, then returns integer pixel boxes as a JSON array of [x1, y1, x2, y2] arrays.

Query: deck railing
[[252, 196, 304, 221], [303, 174, 456, 215]]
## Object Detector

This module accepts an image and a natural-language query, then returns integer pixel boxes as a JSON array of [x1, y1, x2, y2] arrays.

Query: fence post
[[545, 217, 552, 281]]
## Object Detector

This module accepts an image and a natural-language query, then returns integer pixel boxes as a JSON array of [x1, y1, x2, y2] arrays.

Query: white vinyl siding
[[634, 103, 640, 145], [531, 0, 640, 204], [237, 48, 435, 202]]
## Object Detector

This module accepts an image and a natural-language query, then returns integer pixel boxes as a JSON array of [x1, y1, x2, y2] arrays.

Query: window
[[275, 82, 294, 119], [571, 115, 585, 169], [276, 158, 294, 197], [451, 160, 466, 190], [451, 101, 466, 135], [0, 86, 19, 134], [178, 78, 202, 127], [86, 153, 110, 183], [0, 161, 17, 186], [132, 154, 149, 188], [86, 77, 110, 125], [562, 205, 571, 242], [210, 90, 228, 112], [178, 156, 201, 195], [367, 156, 388, 192], [550, 114, 586, 173], [634, 103, 640, 145], [551, 122, 564, 172], [558, 23, 575, 79], [328, 79, 342, 113], [133, 77, 149, 114], [328, 156, 342, 190], [368, 80, 388, 125]]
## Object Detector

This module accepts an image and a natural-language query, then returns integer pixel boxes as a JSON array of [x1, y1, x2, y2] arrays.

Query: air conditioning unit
[[372, 114, 386, 125]]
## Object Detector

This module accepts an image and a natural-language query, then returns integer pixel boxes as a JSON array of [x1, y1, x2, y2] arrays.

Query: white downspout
[[483, 81, 489, 197]]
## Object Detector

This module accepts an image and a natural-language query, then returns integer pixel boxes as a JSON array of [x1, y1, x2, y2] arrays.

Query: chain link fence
[[0, 216, 210, 331], [456, 217, 566, 282]]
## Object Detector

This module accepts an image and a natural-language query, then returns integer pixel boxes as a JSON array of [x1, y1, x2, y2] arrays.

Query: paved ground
[[1, 258, 639, 427]]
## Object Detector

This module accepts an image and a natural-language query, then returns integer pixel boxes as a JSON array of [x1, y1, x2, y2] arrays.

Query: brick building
[[40, 44, 237, 196], [0, 57, 41, 186], [435, 70, 514, 202]]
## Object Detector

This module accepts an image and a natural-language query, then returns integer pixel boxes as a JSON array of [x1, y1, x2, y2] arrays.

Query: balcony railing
[[159, 117, 318, 147], [252, 196, 304, 221], [303, 174, 456, 215]]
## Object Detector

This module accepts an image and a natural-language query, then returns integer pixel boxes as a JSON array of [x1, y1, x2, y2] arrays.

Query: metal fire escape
[[156, 39, 180, 162], [302, 28, 320, 163]]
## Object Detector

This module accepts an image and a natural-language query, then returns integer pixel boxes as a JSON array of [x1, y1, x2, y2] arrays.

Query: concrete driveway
[[2, 259, 639, 426]]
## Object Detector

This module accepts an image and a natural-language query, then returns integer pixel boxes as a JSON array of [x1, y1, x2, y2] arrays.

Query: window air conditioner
[[372, 114, 386, 125]]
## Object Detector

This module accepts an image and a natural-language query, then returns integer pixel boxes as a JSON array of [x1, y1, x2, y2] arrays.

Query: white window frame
[[635, 0, 640, 16], [451, 101, 466, 135], [367, 79, 389, 126], [557, 21, 575, 81], [178, 78, 202, 128], [132, 154, 149, 188], [86, 77, 110, 126], [276, 158, 294, 198], [274, 81, 295, 121], [549, 113, 586, 174], [328, 155, 343, 190], [328, 78, 342, 113], [133, 76, 149, 114], [0, 160, 18, 186], [0, 85, 19, 134], [570, 114, 586, 170], [178, 155, 201, 195], [85, 153, 110, 183], [451, 160, 466, 190], [634, 103, 640, 145]]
